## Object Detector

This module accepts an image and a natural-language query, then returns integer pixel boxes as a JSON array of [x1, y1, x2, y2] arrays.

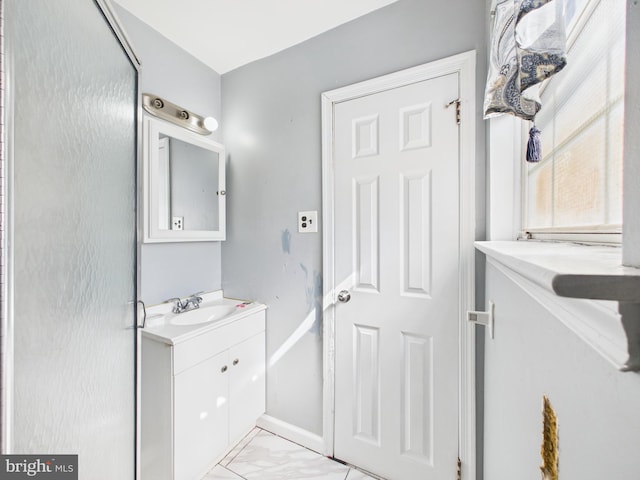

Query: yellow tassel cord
[[540, 395, 559, 480]]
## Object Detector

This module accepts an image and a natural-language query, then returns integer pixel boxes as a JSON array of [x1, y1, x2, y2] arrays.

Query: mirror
[[143, 116, 226, 242]]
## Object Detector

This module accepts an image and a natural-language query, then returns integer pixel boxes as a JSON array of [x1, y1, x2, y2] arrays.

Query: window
[[523, 0, 626, 238]]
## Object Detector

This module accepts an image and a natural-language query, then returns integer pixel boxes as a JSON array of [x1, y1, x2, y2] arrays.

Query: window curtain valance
[[484, 0, 567, 121]]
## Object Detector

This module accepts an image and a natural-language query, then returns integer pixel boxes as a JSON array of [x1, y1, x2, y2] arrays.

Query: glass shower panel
[[6, 1, 136, 478]]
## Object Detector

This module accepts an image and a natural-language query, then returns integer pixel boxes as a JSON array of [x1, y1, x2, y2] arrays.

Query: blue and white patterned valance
[[484, 0, 567, 121]]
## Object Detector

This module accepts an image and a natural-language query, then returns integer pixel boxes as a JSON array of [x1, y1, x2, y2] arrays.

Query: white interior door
[[332, 72, 461, 480]]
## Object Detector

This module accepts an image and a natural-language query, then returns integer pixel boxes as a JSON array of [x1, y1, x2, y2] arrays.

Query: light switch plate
[[298, 211, 318, 233]]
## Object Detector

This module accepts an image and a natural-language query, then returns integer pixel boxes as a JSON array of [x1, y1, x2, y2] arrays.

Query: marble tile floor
[[202, 428, 383, 480]]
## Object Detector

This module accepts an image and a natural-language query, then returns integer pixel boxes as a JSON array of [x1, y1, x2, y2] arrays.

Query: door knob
[[337, 290, 351, 303]]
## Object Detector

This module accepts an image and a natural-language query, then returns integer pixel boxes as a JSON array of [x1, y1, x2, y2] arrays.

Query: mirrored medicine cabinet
[[143, 116, 226, 242]]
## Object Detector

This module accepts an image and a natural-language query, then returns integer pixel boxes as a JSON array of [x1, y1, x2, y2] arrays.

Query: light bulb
[[203, 116, 218, 132]]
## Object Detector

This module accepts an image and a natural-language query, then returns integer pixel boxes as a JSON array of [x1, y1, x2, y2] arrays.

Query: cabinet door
[[174, 350, 229, 480], [228, 331, 266, 443]]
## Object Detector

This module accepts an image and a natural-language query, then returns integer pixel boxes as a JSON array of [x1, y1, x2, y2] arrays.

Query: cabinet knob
[[233, 358, 240, 366], [221, 365, 228, 373]]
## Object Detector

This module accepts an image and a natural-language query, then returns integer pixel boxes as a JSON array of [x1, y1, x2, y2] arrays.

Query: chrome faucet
[[168, 293, 203, 314], [185, 293, 203, 310], [168, 297, 188, 314]]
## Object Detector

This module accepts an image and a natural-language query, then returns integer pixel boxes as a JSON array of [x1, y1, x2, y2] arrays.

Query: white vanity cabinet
[[141, 307, 266, 480]]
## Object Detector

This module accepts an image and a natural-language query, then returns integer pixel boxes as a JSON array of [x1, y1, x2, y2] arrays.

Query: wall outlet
[[172, 216, 183, 231], [298, 211, 318, 233]]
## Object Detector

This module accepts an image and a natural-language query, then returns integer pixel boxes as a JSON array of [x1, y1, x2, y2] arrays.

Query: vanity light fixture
[[203, 116, 219, 132], [142, 93, 218, 135]]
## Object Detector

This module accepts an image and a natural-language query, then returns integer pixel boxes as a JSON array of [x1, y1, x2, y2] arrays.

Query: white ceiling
[[113, 0, 399, 74]]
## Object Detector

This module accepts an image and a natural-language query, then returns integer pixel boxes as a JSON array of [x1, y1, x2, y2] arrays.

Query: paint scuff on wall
[[281, 228, 292, 254]]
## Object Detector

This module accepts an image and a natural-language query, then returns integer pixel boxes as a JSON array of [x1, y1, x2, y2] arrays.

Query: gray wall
[[221, 0, 487, 436], [113, 5, 224, 305], [483, 263, 640, 479]]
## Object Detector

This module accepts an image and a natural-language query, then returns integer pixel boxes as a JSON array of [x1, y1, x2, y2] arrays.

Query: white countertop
[[142, 295, 267, 345]]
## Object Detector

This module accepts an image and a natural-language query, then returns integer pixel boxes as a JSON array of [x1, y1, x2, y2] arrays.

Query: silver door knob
[[337, 290, 351, 303]]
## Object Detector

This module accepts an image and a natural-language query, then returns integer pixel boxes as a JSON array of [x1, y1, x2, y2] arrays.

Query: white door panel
[[174, 351, 229, 480], [229, 331, 266, 443], [333, 73, 460, 480]]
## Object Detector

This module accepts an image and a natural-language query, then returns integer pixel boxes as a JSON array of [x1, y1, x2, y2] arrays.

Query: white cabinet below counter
[[141, 306, 266, 480]]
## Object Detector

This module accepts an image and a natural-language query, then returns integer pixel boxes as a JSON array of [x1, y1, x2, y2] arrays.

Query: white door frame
[[321, 50, 477, 480]]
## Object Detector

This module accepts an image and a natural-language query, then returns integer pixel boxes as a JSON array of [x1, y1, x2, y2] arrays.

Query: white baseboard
[[256, 414, 325, 455]]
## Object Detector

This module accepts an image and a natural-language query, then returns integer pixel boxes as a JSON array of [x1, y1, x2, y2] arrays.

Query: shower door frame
[[0, 1, 143, 477]]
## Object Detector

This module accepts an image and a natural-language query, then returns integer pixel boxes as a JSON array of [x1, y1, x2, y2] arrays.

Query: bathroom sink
[[168, 304, 236, 326]]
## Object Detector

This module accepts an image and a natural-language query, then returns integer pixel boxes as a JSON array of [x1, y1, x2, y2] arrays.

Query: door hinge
[[446, 98, 461, 125], [457, 457, 462, 480]]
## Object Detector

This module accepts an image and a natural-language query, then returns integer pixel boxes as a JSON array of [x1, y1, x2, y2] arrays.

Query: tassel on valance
[[526, 125, 542, 163]]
